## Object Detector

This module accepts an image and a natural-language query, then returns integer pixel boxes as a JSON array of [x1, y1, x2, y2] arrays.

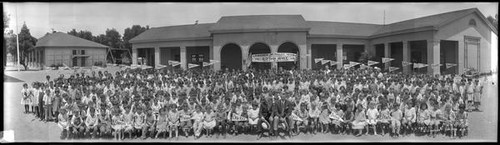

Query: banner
[[431, 64, 442, 68], [360, 64, 369, 69], [203, 62, 214, 67], [413, 63, 428, 69], [231, 113, 248, 121], [168, 60, 181, 66], [367, 60, 379, 66], [349, 61, 360, 66], [188, 63, 199, 69], [382, 57, 395, 63], [155, 64, 167, 69], [343, 64, 351, 69], [321, 60, 330, 65], [329, 61, 338, 66], [389, 67, 399, 72], [446, 63, 457, 69], [252, 53, 297, 62], [329, 113, 344, 122], [402, 61, 412, 67], [314, 58, 324, 63]]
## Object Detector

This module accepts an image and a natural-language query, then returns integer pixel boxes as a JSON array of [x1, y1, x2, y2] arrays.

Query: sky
[[3, 2, 498, 38]]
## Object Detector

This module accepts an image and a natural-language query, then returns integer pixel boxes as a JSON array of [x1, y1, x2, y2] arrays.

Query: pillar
[[241, 45, 250, 71], [336, 43, 343, 69], [307, 43, 312, 69], [427, 40, 440, 75], [180, 46, 187, 70], [132, 48, 138, 65], [213, 45, 221, 71], [299, 43, 307, 70], [402, 41, 410, 73], [457, 39, 465, 74], [270, 44, 278, 69], [384, 42, 390, 71], [154, 47, 160, 67]]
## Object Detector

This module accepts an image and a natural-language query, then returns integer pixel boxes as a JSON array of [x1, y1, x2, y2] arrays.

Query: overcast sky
[[3, 2, 498, 38]]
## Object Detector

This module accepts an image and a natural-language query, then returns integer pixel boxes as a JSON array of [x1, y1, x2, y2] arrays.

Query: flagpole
[[16, 5, 20, 71]]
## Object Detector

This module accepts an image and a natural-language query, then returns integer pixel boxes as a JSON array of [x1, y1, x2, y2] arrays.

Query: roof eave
[[130, 37, 213, 44], [209, 28, 311, 34], [307, 34, 370, 39], [436, 8, 498, 35], [369, 26, 437, 39], [34, 46, 108, 49]]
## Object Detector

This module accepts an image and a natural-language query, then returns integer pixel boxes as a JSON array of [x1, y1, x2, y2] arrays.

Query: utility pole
[[16, 4, 20, 71]]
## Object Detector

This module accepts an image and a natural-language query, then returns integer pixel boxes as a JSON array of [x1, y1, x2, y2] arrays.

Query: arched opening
[[249, 43, 271, 70], [277, 42, 300, 70], [221, 43, 242, 71]]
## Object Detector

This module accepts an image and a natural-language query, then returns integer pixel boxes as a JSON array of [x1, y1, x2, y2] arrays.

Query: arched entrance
[[249, 43, 271, 70], [221, 43, 242, 71], [277, 42, 300, 70]]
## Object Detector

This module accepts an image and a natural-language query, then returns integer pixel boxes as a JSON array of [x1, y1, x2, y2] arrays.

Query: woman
[[352, 104, 367, 137]]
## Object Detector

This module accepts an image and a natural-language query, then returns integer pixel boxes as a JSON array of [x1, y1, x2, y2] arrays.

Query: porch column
[[270, 44, 278, 69], [241, 45, 250, 71], [299, 43, 307, 70], [154, 47, 160, 67], [307, 43, 312, 69], [427, 39, 440, 75], [402, 41, 410, 73], [384, 42, 390, 71], [213, 45, 221, 71], [180, 46, 187, 70], [336, 43, 343, 69], [132, 48, 138, 65]]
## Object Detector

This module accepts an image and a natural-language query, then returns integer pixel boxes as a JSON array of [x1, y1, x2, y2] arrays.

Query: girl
[[111, 109, 124, 140], [352, 104, 367, 137], [134, 108, 146, 139], [402, 101, 416, 136], [192, 105, 205, 139], [378, 104, 391, 136], [144, 110, 156, 139], [58, 109, 70, 139], [155, 108, 169, 139], [417, 103, 431, 136], [21, 83, 31, 114], [390, 104, 402, 137], [295, 103, 309, 135], [215, 102, 228, 139], [203, 106, 216, 138], [318, 104, 331, 134], [366, 102, 379, 135], [442, 104, 456, 138], [455, 104, 468, 138], [179, 104, 193, 138], [70, 110, 85, 139], [308, 103, 321, 135], [98, 108, 112, 139], [429, 104, 441, 138], [168, 104, 180, 140]]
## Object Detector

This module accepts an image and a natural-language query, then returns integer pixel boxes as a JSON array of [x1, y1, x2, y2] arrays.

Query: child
[[192, 105, 205, 139], [58, 109, 70, 139], [155, 107, 169, 138], [429, 104, 441, 138], [308, 103, 321, 135], [70, 110, 85, 139], [377, 104, 391, 136], [84, 108, 99, 139], [402, 101, 416, 136], [215, 103, 228, 139], [352, 104, 367, 137], [247, 102, 260, 135], [203, 106, 216, 138], [43, 89, 53, 122], [144, 110, 156, 139], [21, 83, 31, 114], [111, 109, 124, 140], [122, 103, 135, 139], [442, 104, 455, 138], [417, 103, 431, 136], [179, 104, 193, 138], [455, 104, 468, 138], [134, 108, 146, 139], [390, 104, 402, 137], [366, 102, 379, 135], [98, 108, 112, 139], [319, 104, 331, 134], [168, 104, 180, 140]]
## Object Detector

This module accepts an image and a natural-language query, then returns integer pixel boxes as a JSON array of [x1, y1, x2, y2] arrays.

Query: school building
[[28, 32, 109, 68], [129, 8, 498, 75]]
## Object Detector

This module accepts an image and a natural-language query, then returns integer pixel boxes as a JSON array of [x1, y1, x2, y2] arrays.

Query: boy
[[168, 104, 180, 140], [203, 106, 216, 138], [58, 109, 70, 139], [85, 108, 99, 139], [366, 102, 379, 135], [402, 101, 416, 136], [390, 104, 402, 137]]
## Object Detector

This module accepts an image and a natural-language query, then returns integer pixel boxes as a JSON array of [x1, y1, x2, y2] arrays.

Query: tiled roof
[[36, 32, 108, 48], [307, 21, 382, 37], [209, 15, 310, 32], [372, 8, 477, 36], [129, 23, 214, 43]]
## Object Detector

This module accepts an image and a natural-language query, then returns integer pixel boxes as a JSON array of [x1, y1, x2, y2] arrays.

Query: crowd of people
[[19, 65, 484, 140]]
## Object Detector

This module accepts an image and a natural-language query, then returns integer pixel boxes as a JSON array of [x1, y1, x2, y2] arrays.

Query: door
[[465, 36, 480, 71]]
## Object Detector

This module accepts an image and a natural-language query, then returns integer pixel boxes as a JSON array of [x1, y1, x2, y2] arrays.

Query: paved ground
[[3, 69, 498, 142]]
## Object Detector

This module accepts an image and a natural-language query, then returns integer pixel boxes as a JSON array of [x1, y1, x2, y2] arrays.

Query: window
[[191, 54, 197, 62], [81, 50, 85, 55], [73, 50, 77, 55], [198, 54, 204, 62], [469, 19, 477, 27]]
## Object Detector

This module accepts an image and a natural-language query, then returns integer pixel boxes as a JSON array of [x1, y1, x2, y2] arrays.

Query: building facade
[[130, 8, 498, 74], [29, 32, 109, 68]]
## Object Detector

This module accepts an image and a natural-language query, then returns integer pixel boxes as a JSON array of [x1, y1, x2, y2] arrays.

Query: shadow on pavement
[[4, 75, 24, 83]]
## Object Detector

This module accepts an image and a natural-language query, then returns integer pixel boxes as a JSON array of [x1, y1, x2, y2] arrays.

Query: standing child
[[58, 109, 70, 139], [21, 83, 31, 114]]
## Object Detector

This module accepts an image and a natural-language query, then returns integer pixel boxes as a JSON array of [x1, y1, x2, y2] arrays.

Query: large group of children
[[20, 65, 484, 140]]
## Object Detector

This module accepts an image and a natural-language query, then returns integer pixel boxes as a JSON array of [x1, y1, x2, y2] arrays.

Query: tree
[[18, 23, 37, 70], [358, 51, 373, 64], [92, 34, 107, 46], [78, 30, 94, 41], [4, 13, 10, 66], [123, 25, 149, 51], [487, 14, 498, 31], [105, 28, 122, 48], [68, 29, 78, 36]]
